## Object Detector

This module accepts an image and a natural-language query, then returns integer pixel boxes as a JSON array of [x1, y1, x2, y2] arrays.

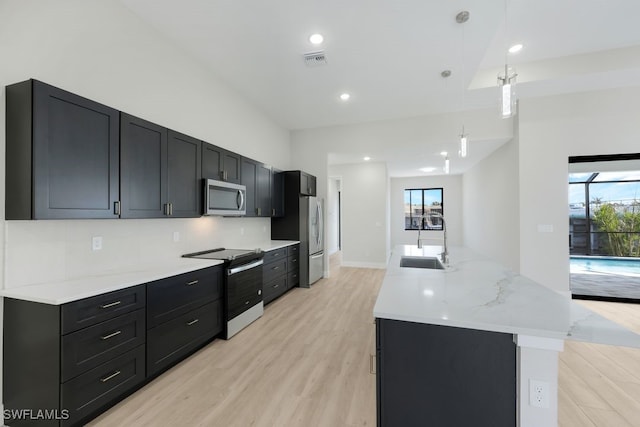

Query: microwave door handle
[[237, 189, 245, 210]]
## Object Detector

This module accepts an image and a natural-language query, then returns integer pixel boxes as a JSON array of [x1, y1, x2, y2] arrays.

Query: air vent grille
[[303, 51, 327, 67]]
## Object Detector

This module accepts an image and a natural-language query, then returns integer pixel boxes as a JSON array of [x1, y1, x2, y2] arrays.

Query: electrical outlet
[[529, 379, 550, 408], [173, 231, 180, 242], [92, 236, 103, 251]]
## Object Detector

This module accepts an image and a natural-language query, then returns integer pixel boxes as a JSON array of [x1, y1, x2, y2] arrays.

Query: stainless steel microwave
[[204, 179, 246, 216]]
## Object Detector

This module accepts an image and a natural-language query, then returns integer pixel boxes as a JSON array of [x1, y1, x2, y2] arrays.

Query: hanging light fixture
[[442, 152, 450, 174], [456, 10, 469, 158], [459, 127, 468, 158], [498, 0, 517, 118]]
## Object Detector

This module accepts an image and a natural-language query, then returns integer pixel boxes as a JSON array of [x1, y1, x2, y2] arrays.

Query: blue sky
[[569, 172, 640, 205], [404, 189, 442, 206]]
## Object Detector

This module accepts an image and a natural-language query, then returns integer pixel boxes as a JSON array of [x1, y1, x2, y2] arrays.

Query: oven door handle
[[228, 259, 264, 276]]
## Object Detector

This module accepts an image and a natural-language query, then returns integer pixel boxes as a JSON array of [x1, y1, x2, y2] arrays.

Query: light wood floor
[[89, 254, 640, 427]]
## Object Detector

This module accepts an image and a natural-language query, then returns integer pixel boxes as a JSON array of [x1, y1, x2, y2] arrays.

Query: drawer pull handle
[[187, 319, 199, 326], [274, 284, 279, 288], [100, 330, 122, 340], [245, 301, 250, 305], [186, 280, 199, 286], [100, 301, 121, 309], [272, 266, 279, 270], [100, 370, 121, 383]]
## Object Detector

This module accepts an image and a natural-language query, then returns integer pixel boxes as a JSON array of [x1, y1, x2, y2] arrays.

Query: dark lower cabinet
[[263, 244, 299, 305], [5, 79, 120, 220], [376, 319, 516, 427], [3, 286, 146, 427], [3, 266, 224, 426], [146, 265, 223, 376]]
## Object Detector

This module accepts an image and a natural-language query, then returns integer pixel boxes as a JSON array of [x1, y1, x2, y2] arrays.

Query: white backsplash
[[4, 217, 271, 289]]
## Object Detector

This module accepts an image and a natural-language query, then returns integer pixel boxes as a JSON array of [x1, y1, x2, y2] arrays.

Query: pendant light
[[444, 154, 450, 174], [498, 0, 517, 118], [456, 10, 469, 157]]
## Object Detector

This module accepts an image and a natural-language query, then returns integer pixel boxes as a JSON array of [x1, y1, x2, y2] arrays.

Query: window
[[404, 188, 443, 230]]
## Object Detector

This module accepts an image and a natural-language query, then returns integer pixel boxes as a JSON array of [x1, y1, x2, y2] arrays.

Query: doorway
[[569, 154, 640, 302]]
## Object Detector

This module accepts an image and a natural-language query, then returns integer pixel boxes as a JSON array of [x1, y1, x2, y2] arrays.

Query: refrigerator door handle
[[311, 252, 324, 260]]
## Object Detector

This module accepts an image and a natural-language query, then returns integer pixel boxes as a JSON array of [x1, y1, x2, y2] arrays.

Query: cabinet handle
[[219, 171, 225, 181], [272, 208, 276, 216], [164, 203, 169, 215], [274, 284, 279, 288], [272, 266, 279, 270], [245, 300, 250, 305], [114, 201, 121, 215], [169, 203, 173, 216], [99, 301, 122, 309], [186, 319, 199, 326], [224, 171, 228, 181], [186, 280, 199, 286], [100, 370, 121, 383], [257, 207, 261, 216], [100, 330, 122, 340], [369, 354, 377, 374]]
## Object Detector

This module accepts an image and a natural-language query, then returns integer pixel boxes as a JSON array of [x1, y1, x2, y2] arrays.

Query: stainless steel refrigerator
[[271, 171, 324, 288], [308, 196, 324, 285]]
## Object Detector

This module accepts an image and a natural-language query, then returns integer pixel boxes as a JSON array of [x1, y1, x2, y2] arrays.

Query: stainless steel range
[[183, 248, 264, 339]]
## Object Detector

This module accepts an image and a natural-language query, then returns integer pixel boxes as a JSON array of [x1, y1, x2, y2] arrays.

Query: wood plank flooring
[[89, 254, 640, 427]]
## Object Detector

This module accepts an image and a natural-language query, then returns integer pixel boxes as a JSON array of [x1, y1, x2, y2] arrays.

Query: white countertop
[[374, 245, 640, 348], [254, 240, 300, 252], [0, 240, 299, 305]]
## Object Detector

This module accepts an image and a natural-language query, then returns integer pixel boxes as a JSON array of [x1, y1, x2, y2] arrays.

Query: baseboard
[[341, 261, 387, 269]]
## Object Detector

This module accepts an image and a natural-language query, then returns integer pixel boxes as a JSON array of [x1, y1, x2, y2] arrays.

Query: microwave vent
[[303, 51, 327, 67]]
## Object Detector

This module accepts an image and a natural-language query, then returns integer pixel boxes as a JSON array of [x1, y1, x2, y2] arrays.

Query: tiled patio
[[570, 272, 640, 300]]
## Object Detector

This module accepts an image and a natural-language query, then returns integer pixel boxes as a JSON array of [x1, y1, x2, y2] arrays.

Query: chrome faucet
[[429, 212, 448, 265]]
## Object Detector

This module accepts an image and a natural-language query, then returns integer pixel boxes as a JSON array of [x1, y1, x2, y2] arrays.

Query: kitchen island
[[373, 245, 640, 427]]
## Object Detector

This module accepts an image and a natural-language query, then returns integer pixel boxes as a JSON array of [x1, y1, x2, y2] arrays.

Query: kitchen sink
[[399, 256, 445, 270]]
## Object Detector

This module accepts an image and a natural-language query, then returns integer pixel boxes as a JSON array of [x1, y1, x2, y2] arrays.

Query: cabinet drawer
[[287, 253, 299, 272], [62, 286, 145, 334], [264, 276, 287, 305], [288, 270, 300, 289], [61, 345, 145, 427], [263, 248, 287, 264], [147, 266, 222, 328], [147, 300, 222, 376], [263, 258, 287, 284], [287, 244, 299, 256], [61, 309, 145, 382]]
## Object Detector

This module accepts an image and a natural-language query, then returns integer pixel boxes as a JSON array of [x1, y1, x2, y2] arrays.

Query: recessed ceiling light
[[508, 43, 523, 53], [440, 151, 448, 156], [419, 167, 436, 172], [339, 93, 350, 101], [309, 33, 324, 45], [364, 156, 371, 161]]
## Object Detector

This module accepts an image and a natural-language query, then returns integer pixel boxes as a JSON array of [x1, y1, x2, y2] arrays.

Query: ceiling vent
[[303, 51, 327, 67]]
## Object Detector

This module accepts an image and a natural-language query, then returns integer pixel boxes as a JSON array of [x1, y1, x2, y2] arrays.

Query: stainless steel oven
[[182, 248, 264, 338]]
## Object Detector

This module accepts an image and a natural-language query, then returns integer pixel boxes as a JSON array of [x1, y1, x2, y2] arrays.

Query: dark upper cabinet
[[241, 157, 272, 217], [5, 79, 120, 219], [202, 143, 241, 184], [167, 130, 202, 218], [271, 169, 285, 217], [120, 113, 168, 218], [241, 157, 258, 217], [301, 172, 317, 196], [121, 115, 202, 219]]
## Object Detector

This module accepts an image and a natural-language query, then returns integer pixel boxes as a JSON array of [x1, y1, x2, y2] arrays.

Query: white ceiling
[[121, 0, 640, 176]]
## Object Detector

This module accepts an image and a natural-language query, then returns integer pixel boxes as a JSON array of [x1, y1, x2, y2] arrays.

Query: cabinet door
[[167, 130, 202, 218], [222, 151, 242, 184], [271, 169, 285, 217], [241, 158, 258, 217], [257, 163, 272, 217], [30, 80, 120, 219], [300, 172, 317, 196], [120, 114, 168, 218], [202, 143, 223, 180]]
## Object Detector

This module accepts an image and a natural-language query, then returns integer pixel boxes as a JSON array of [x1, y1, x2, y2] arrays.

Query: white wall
[[462, 134, 520, 272], [390, 175, 463, 248], [517, 86, 640, 295], [326, 177, 341, 255], [328, 163, 388, 268], [0, 0, 290, 288]]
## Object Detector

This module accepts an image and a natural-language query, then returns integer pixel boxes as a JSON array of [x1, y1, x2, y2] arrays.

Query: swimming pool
[[570, 256, 640, 277]]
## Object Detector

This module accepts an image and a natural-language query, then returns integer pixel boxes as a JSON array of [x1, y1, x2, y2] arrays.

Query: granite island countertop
[[373, 245, 640, 348]]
